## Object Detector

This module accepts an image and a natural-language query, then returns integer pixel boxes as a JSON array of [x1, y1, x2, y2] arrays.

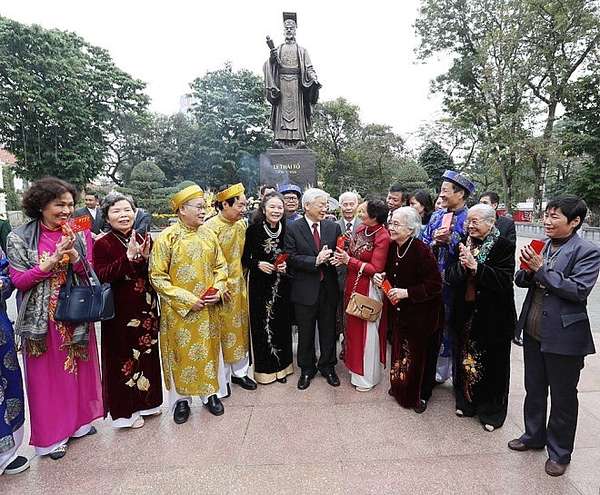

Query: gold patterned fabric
[[149, 220, 227, 396], [203, 214, 249, 364]]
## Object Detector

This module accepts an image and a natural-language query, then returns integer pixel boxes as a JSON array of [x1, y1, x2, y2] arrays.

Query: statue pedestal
[[259, 148, 317, 189]]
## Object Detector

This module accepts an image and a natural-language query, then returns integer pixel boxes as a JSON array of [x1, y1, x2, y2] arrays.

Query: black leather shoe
[[298, 374, 312, 390], [231, 375, 257, 390], [204, 395, 224, 416], [545, 459, 568, 477], [323, 371, 340, 387], [173, 401, 190, 424], [413, 400, 427, 414], [508, 438, 544, 452]]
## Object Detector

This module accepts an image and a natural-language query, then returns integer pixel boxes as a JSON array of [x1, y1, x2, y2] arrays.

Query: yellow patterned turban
[[216, 183, 245, 203], [171, 184, 204, 212]]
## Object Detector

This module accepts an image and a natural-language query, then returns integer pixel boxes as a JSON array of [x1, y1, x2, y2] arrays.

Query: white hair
[[392, 206, 422, 236], [338, 191, 359, 204], [302, 188, 329, 209], [468, 203, 496, 225]]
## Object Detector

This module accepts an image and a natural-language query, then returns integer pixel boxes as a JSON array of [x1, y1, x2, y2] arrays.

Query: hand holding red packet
[[336, 235, 347, 251], [381, 279, 398, 305], [274, 253, 288, 267], [201, 287, 218, 299], [520, 239, 545, 270]]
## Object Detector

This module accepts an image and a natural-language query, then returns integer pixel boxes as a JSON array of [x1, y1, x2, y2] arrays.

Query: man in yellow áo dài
[[149, 184, 229, 424], [204, 183, 257, 394]]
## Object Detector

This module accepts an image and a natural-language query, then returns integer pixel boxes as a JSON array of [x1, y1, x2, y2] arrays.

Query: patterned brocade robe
[[149, 220, 228, 396], [203, 214, 249, 364]]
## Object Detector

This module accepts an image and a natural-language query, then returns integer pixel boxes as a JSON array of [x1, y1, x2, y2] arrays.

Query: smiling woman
[[243, 191, 293, 384], [93, 192, 163, 430], [6, 176, 102, 460]]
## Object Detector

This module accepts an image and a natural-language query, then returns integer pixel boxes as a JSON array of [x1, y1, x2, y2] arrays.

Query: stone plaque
[[259, 148, 317, 189]]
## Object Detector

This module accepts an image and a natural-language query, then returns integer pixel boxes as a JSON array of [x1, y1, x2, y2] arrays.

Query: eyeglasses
[[184, 203, 206, 211]]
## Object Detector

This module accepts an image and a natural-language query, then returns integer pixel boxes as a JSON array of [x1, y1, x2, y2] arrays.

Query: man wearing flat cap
[[204, 184, 257, 396], [278, 183, 303, 225], [149, 184, 228, 424], [421, 170, 475, 395]]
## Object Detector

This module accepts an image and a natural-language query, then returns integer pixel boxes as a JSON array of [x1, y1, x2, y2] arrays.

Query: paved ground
[[3, 237, 600, 494]]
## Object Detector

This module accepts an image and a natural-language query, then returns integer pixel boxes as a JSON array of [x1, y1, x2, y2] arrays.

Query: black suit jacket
[[133, 208, 152, 236], [285, 218, 341, 306], [496, 215, 516, 244], [74, 207, 105, 235]]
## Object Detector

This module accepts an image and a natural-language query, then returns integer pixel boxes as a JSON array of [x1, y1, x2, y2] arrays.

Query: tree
[[118, 161, 174, 214], [418, 141, 454, 191], [395, 160, 430, 191], [1, 166, 19, 211], [310, 98, 405, 197], [522, 0, 600, 216], [0, 17, 148, 187], [310, 98, 361, 195], [416, 0, 534, 212], [188, 62, 271, 191]]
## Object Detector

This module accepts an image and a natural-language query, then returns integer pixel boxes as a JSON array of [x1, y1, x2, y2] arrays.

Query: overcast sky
[[1, 1, 449, 149]]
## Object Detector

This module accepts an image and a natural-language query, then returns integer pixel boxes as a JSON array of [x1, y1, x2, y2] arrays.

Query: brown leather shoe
[[545, 459, 568, 477], [508, 439, 544, 452]]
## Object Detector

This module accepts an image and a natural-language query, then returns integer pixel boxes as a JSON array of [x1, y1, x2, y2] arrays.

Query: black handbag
[[55, 257, 115, 323]]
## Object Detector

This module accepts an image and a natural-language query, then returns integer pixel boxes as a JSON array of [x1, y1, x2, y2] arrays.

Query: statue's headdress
[[283, 12, 297, 25]]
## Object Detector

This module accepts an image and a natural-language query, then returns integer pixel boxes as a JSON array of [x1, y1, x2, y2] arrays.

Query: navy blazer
[[515, 234, 600, 356], [284, 217, 341, 306]]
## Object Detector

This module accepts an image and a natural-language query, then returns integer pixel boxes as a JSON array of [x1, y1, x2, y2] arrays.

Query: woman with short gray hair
[[445, 203, 516, 431], [373, 207, 443, 413]]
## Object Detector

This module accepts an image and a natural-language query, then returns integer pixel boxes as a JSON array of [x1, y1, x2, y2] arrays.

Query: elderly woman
[[92, 193, 162, 429], [242, 191, 293, 384], [374, 207, 443, 413], [446, 203, 516, 431], [7, 177, 102, 460], [334, 199, 390, 391]]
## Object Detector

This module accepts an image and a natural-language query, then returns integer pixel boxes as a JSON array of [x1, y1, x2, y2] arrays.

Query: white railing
[[516, 222, 600, 244]]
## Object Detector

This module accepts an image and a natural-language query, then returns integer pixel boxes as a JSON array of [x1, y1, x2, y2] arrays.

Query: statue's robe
[[264, 42, 319, 142]]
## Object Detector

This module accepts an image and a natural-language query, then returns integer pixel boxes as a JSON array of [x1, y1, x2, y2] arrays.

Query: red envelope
[[336, 236, 346, 250], [201, 287, 218, 299], [520, 239, 545, 270], [274, 253, 288, 266], [381, 279, 398, 305], [441, 212, 453, 231]]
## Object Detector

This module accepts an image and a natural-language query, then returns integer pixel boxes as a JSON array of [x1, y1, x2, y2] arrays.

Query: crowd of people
[[0, 171, 599, 479]]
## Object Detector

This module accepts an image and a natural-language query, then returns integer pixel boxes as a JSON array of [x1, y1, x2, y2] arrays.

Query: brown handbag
[[345, 263, 383, 322]]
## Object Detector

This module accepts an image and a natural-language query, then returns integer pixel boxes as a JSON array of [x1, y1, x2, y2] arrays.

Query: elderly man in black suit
[[509, 195, 600, 477], [285, 188, 342, 390], [479, 191, 516, 244]]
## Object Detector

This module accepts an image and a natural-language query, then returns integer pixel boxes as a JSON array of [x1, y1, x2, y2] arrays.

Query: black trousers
[[295, 282, 338, 375], [520, 333, 584, 464]]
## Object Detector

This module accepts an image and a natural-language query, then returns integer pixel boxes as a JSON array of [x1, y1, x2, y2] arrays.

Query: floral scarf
[[464, 226, 500, 301], [6, 219, 89, 370]]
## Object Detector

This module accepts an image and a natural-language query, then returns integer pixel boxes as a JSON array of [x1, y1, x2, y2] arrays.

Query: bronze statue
[[264, 12, 321, 149]]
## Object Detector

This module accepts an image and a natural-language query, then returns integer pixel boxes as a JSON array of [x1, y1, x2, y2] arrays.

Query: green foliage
[[188, 62, 271, 191], [395, 160, 429, 191], [1, 166, 20, 211], [0, 16, 148, 187], [310, 98, 405, 197], [417, 142, 453, 192], [118, 161, 175, 214], [414, 0, 600, 214]]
